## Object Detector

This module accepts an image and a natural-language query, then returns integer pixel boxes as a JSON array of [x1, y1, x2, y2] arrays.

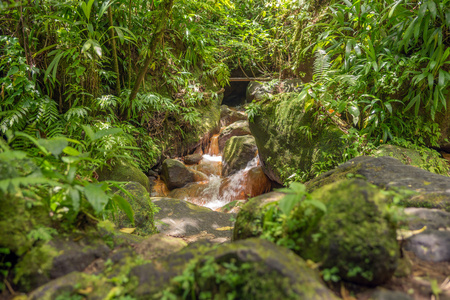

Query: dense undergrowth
[[0, 0, 449, 296]]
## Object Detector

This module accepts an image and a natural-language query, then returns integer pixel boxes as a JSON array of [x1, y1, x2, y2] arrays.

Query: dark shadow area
[[222, 81, 249, 107]]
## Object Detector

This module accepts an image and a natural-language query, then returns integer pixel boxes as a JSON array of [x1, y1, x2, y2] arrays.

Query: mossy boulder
[[373, 144, 449, 175], [307, 156, 450, 211], [28, 271, 113, 300], [111, 182, 158, 236], [163, 238, 338, 300], [130, 239, 337, 299], [97, 160, 151, 192], [14, 236, 110, 291], [299, 179, 399, 286], [135, 233, 187, 260], [183, 153, 203, 165], [161, 159, 195, 190], [234, 180, 399, 286], [218, 120, 251, 152], [222, 135, 257, 176], [249, 93, 346, 184], [233, 192, 285, 240]]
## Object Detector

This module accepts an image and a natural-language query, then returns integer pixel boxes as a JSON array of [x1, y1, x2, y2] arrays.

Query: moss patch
[[249, 93, 346, 184], [97, 160, 151, 192]]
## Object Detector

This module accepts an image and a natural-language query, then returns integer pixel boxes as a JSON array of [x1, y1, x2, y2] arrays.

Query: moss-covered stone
[[162, 238, 338, 300], [220, 105, 247, 127], [307, 156, 450, 211], [298, 179, 399, 286], [373, 144, 449, 175], [161, 159, 195, 190], [135, 233, 187, 260], [97, 160, 151, 192], [233, 192, 285, 241], [218, 120, 251, 152], [111, 182, 158, 236], [222, 135, 257, 176], [249, 93, 346, 184]]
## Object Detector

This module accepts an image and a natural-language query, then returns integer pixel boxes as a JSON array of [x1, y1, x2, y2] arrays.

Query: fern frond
[[313, 49, 330, 82], [64, 106, 91, 121]]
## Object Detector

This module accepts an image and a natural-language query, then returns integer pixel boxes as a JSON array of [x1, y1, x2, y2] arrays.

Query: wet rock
[[404, 208, 450, 230], [161, 159, 195, 190], [220, 105, 247, 127], [135, 233, 187, 260], [168, 182, 209, 204], [97, 160, 151, 192], [151, 197, 235, 243], [191, 169, 209, 182], [245, 165, 272, 197], [307, 156, 450, 211], [112, 182, 158, 235], [192, 157, 222, 176], [183, 153, 203, 165], [218, 120, 251, 151], [250, 93, 345, 184], [222, 135, 257, 176], [233, 192, 285, 240], [150, 178, 170, 197], [374, 144, 449, 175]]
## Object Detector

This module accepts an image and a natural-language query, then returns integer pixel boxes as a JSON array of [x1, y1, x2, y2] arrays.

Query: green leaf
[[112, 194, 135, 225], [38, 137, 68, 157], [63, 146, 81, 156], [304, 199, 327, 213], [81, 125, 95, 141], [427, 1, 437, 20], [93, 128, 122, 141], [84, 183, 109, 214], [68, 187, 80, 212], [278, 194, 300, 216]]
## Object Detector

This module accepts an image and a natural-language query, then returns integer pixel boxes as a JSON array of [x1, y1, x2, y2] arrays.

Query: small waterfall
[[207, 134, 220, 156], [204, 156, 259, 210]]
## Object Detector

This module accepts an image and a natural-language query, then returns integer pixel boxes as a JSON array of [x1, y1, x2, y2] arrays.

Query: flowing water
[[151, 128, 271, 212]]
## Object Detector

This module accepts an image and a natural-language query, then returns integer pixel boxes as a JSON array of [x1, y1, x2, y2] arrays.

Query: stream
[[150, 121, 272, 212]]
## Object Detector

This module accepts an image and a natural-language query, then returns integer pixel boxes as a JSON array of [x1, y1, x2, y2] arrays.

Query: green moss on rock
[[97, 160, 151, 192], [233, 192, 285, 241], [222, 135, 257, 176], [111, 182, 158, 236], [249, 93, 346, 184], [293, 179, 399, 286], [373, 144, 449, 175]]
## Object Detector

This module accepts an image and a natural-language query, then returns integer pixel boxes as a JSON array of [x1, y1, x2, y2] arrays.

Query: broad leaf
[[84, 183, 109, 214]]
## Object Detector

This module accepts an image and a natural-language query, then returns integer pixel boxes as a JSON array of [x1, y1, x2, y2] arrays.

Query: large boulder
[[97, 160, 151, 192], [161, 159, 195, 190], [235, 180, 399, 286], [131, 238, 338, 299], [14, 236, 110, 291], [307, 156, 450, 211], [222, 135, 257, 176], [151, 197, 235, 243], [302, 179, 399, 285], [218, 120, 251, 152], [111, 182, 158, 236], [249, 93, 346, 184]]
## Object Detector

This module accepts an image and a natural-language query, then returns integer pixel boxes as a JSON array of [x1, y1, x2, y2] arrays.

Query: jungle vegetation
[[0, 0, 449, 294]]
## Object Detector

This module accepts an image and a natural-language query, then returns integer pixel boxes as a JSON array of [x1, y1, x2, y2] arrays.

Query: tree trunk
[[128, 0, 174, 103], [108, 6, 121, 96]]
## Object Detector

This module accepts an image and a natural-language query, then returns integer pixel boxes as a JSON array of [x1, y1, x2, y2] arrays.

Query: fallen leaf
[[79, 286, 93, 294], [396, 226, 427, 240], [215, 226, 233, 231], [120, 228, 136, 234]]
